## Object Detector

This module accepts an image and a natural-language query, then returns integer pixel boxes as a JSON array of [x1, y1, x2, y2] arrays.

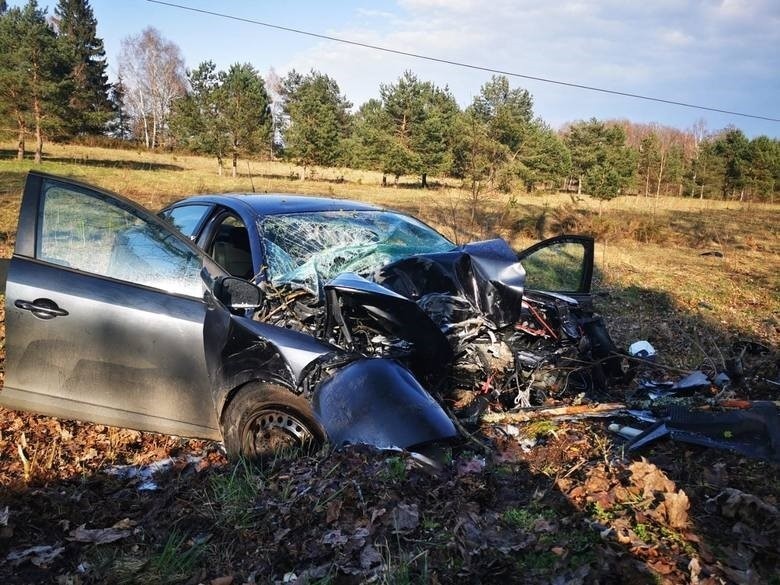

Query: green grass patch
[[206, 458, 263, 529]]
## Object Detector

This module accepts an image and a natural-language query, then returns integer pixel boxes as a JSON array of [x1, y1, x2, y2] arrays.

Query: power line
[[146, 0, 779, 123]]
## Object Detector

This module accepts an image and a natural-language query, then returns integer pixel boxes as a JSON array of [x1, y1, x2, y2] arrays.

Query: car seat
[[212, 224, 253, 279]]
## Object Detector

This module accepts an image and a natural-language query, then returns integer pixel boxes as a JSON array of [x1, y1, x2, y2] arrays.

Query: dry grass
[[1, 141, 777, 349]]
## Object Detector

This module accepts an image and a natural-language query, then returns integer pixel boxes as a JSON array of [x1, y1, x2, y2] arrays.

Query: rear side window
[[162, 204, 212, 238], [39, 182, 204, 298]]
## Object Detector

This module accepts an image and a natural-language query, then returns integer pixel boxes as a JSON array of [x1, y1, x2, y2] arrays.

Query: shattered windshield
[[259, 210, 454, 291]]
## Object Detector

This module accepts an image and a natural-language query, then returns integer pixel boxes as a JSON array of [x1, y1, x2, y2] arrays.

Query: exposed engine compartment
[[254, 239, 625, 419]]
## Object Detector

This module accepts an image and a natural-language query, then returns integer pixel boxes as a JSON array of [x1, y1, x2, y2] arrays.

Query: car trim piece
[[15, 173, 41, 258]]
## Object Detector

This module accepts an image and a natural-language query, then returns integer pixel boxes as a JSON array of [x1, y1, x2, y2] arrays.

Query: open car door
[[1, 172, 222, 439], [516, 235, 595, 304]]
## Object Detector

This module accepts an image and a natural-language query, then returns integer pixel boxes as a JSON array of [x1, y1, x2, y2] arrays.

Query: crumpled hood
[[371, 239, 526, 328]]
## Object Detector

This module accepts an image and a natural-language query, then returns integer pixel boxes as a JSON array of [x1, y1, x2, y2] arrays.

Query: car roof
[[169, 193, 383, 216]]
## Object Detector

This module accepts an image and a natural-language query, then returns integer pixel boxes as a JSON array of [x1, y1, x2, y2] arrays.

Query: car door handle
[[15, 298, 69, 320]]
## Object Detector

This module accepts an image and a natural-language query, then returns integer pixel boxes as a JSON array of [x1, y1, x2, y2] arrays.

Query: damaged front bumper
[[312, 358, 458, 450]]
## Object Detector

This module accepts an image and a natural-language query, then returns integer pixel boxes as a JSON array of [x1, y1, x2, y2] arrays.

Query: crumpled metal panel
[[374, 239, 526, 328], [324, 273, 453, 386], [312, 358, 457, 450]]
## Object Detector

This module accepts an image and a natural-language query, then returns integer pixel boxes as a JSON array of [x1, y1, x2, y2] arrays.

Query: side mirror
[[213, 276, 264, 310]]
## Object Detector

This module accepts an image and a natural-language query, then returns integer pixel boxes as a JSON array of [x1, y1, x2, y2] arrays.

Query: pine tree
[[0, 1, 70, 162], [281, 70, 351, 177], [746, 136, 779, 203], [220, 63, 271, 176], [452, 76, 565, 195], [713, 128, 750, 200], [54, 0, 111, 135], [0, 6, 30, 158], [106, 75, 131, 140], [171, 61, 228, 170], [377, 71, 457, 187], [471, 75, 534, 154], [345, 98, 392, 172], [565, 119, 636, 203], [170, 61, 270, 176]]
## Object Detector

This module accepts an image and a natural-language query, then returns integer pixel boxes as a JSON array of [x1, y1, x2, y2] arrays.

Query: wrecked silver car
[[2, 172, 623, 459]]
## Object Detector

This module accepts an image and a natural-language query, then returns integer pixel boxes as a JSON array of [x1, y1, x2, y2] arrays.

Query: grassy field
[[1, 141, 777, 355], [1, 142, 779, 584]]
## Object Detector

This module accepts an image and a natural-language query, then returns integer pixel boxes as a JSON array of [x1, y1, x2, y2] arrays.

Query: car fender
[[312, 358, 458, 450], [204, 298, 336, 415]]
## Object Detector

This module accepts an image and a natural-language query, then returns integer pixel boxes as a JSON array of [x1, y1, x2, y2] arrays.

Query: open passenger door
[[516, 235, 595, 300]]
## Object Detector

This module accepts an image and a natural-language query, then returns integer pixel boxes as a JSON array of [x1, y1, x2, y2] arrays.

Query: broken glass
[[259, 211, 454, 293]]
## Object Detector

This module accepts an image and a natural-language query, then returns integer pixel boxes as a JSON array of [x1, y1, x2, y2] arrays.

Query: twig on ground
[[480, 402, 625, 425]]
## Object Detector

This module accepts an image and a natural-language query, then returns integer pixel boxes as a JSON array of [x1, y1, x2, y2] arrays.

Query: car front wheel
[[221, 383, 325, 460]]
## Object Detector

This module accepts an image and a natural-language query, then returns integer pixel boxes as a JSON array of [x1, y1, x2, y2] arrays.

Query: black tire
[[221, 383, 325, 460]]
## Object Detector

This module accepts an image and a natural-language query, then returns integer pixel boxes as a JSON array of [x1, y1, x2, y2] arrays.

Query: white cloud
[[659, 29, 693, 46], [355, 9, 398, 20], [398, 0, 482, 13], [281, 0, 779, 134], [715, 0, 752, 18]]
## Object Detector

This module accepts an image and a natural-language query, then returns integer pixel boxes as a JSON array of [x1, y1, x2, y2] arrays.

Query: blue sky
[[35, 0, 780, 137]]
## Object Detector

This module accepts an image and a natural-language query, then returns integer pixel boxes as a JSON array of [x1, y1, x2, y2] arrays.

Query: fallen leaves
[[706, 487, 779, 527], [68, 518, 137, 545], [1, 407, 779, 584], [656, 491, 690, 529], [391, 502, 420, 533]]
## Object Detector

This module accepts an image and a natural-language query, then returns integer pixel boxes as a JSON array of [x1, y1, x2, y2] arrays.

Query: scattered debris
[[455, 455, 486, 476], [6, 545, 65, 567], [639, 370, 711, 399], [629, 340, 657, 361], [105, 455, 204, 490], [713, 371, 731, 389], [480, 402, 625, 424], [626, 402, 780, 462], [1, 251, 778, 585], [607, 423, 643, 440]]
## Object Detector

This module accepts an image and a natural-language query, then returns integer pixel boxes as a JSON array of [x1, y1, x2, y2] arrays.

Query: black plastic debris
[[732, 340, 770, 356], [639, 370, 711, 400], [626, 401, 780, 462]]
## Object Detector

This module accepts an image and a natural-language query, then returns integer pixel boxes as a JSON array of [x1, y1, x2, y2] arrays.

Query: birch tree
[[119, 27, 186, 148]]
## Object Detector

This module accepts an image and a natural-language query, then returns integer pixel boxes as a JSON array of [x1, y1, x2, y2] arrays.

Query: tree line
[[1, 0, 778, 203]]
